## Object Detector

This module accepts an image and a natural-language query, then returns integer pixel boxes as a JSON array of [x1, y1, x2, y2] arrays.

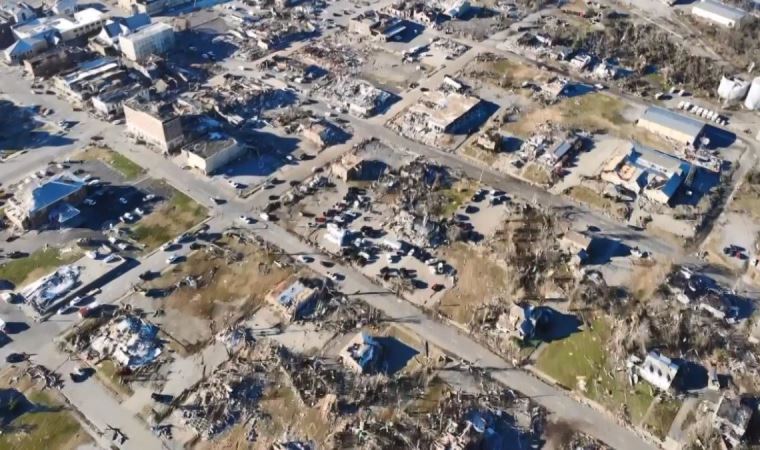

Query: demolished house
[[21, 264, 81, 315], [319, 78, 396, 118], [266, 276, 323, 321], [180, 358, 266, 440], [713, 395, 754, 447], [89, 315, 163, 369], [497, 302, 551, 342]]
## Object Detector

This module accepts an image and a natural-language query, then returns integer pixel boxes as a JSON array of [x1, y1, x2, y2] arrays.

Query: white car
[[143, 194, 156, 202], [119, 197, 128, 205], [238, 215, 253, 224], [83, 198, 96, 206], [166, 254, 181, 264]]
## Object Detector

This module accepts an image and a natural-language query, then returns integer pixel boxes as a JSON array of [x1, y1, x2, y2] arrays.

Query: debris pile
[[180, 356, 267, 440], [21, 264, 81, 314], [89, 314, 163, 369]]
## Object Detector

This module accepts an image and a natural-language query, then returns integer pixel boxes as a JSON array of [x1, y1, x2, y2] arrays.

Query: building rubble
[[88, 314, 163, 369]]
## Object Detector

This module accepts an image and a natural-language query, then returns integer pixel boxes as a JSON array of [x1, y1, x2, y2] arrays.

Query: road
[[0, 5, 732, 449]]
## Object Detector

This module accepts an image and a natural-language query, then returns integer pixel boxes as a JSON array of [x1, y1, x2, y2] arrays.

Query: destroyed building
[[20, 265, 81, 315], [348, 10, 409, 42], [266, 276, 323, 321], [713, 395, 754, 447], [338, 332, 383, 374], [90, 315, 163, 369], [180, 358, 266, 440], [637, 351, 679, 391], [320, 78, 395, 118]]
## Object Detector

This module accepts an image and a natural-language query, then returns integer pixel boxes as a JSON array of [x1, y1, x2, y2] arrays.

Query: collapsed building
[[89, 315, 163, 369], [266, 276, 325, 322], [20, 265, 81, 315], [317, 78, 396, 118], [180, 357, 267, 440]]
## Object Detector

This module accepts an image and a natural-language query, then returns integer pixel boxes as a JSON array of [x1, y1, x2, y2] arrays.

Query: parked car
[[166, 254, 181, 264]]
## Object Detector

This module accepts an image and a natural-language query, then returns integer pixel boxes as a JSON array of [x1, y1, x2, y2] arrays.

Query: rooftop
[[639, 106, 705, 141], [23, 172, 85, 213], [693, 0, 747, 21], [120, 21, 172, 42], [183, 133, 238, 159], [410, 90, 481, 129]]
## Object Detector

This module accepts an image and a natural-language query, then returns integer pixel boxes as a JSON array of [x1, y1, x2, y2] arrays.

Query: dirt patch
[[131, 187, 207, 251], [145, 238, 295, 349], [566, 185, 629, 220], [438, 243, 511, 325]]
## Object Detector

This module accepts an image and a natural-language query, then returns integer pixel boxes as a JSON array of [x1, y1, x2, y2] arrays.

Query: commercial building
[[123, 96, 184, 152], [348, 11, 408, 41], [601, 142, 692, 205], [5, 172, 87, 230], [12, 8, 106, 42], [408, 90, 482, 133], [636, 106, 705, 146], [181, 134, 245, 175], [53, 57, 128, 104], [692, 0, 747, 28], [93, 13, 151, 52], [91, 82, 148, 117], [119, 22, 174, 62], [5, 8, 106, 63], [117, 0, 192, 16]]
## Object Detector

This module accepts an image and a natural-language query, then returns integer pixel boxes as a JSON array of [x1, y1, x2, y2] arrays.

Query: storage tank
[[718, 75, 749, 102], [744, 77, 760, 110]]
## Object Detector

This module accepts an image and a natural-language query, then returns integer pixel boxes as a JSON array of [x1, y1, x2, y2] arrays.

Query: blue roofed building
[[339, 332, 383, 374], [636, 106, 706, 146], [6, 172, 87, 229], [266, 276, 321, 321], [601, 141, 692, 205]]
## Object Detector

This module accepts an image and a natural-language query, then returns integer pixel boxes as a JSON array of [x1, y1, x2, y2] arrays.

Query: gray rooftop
[[640, 106, 705, 141], [693, 0, 747, 22], [183, 134, 237, 159]]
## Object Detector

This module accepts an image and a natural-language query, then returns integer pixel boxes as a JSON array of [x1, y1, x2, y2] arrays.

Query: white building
[[119, 22, 173, 62], [638, 351, 679, 391], [181, 134, 245, 175], [691, 0, 747, 28], [12, 8, 106, 42]]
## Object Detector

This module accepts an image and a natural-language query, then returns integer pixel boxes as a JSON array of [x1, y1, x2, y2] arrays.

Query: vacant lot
[[0, 368, 91, 450], [465, 56, 550, 89], [536, 318, 660, 425], [143, 238, 294, 349], [76, 146, 145, 180], [729, 170, 760, 219], [0, 246, 81, 287], [522, 162, 552, 186], [565, 185, 629, 220], [437, 243, 511, 325], [131, 188, 207, 250]]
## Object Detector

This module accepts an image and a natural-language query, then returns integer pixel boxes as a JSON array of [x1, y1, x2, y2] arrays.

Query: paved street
[[2, 3, 758, 449]]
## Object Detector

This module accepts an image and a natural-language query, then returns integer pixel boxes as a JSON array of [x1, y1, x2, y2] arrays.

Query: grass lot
[[522, 162, 552, 186], [467, 57, 549, 88], [0, 247, 81, 287], [132, 189, 207, 250], [566, 185, 629, 220], [535, 318, 658, 425], [96, 359, 133, 397], [77, 147, 145, 180], [438, 243, 511, 325], [438, 179, 475, 218], [0, 369, 91, 450], [644, 397, 681, 439], [559, 93, 626, 132], [462, 143, 498, 165], [729, 171, 760, 219]]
